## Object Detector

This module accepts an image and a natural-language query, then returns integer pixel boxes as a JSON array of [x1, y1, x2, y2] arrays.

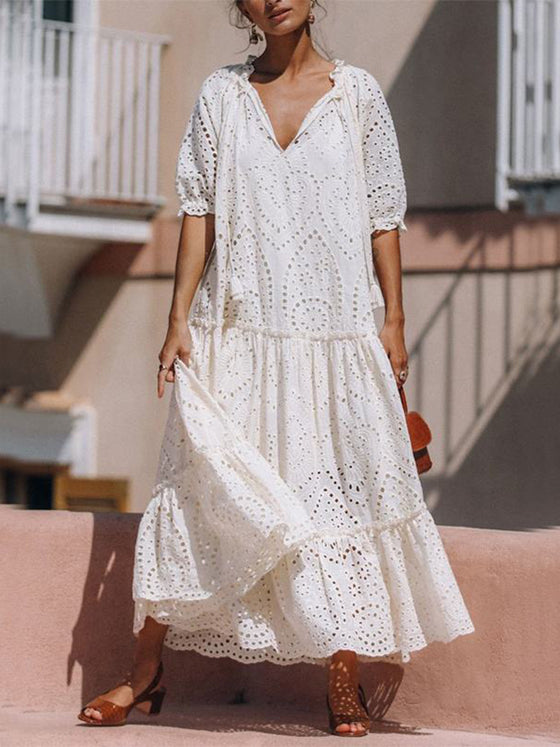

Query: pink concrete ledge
[[1, 510, 559, 734]]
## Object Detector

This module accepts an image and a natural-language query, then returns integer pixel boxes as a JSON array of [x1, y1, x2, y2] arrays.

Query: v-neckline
[[240, 54, 345, 155]]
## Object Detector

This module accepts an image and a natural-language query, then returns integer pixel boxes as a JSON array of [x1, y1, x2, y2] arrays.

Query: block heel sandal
[[326, 682, 370, 737], [77, 661, 165, 726]]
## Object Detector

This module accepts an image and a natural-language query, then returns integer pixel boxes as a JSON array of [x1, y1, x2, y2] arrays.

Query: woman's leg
[[328, 649, 368, 735], [82, 616, 169, 721]]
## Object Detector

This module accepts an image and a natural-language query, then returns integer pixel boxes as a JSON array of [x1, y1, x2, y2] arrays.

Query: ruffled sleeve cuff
[[371, 215, 408, 237], [177, 199, 215, 218]]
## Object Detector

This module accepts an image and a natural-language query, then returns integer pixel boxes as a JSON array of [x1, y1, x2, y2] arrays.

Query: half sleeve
[[175, 75, 221, 217], [360, 73, 408, 236]]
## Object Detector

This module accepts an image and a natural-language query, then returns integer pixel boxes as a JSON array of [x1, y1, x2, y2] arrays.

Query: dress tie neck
[[236, 54, 345, 103]]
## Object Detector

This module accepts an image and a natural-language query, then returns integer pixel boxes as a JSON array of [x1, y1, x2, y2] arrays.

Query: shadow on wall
[[68, 512, 140, 703], [381, 0, 559, 530], [407, 219, 560, 530], [431, 326, 560, 531], [69, 512, 410, 733], [67, 511, 284, 709], [388, 0, 498, 211], [0, 249, 138, 391]]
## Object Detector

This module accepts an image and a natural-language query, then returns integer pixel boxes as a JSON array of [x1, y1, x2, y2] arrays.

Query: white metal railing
[[496, 0, 560, 209], [0, 2, 170, 226]]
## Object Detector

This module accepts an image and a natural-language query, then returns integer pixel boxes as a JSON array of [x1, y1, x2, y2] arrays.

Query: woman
[[78, 0, 475, 736]]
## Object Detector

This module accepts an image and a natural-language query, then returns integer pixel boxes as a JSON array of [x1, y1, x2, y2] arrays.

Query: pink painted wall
[[1, 510, 559, 732]]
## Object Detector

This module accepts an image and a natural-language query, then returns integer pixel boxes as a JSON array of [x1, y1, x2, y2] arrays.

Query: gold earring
[[249, 22, 262, 44], [308, 0, 316, 23]]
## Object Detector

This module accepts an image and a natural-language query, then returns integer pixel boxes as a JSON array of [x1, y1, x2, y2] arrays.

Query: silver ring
[[158, 363, 168, 372]]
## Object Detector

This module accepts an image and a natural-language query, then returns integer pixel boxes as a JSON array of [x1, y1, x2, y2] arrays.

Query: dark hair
[[228, 1, 332, 58]]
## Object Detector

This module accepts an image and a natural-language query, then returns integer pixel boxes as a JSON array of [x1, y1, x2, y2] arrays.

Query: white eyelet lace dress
[[132, 54, 475, 665]]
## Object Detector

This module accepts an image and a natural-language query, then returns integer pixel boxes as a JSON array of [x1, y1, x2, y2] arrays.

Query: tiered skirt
[[132, 320, 475, 665]]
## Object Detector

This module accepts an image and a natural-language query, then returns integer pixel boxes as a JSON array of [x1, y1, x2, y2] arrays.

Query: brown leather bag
[[397, 385, 433, 474]]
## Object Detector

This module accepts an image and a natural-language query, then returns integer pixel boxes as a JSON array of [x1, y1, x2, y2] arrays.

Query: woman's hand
[[157, 321, 193, 398], [378, 315, 409, 389]]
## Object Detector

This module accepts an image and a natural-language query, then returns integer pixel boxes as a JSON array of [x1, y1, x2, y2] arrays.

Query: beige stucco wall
[[4, 204, 558, 520], [3, 2, 558, 526], [402, 267, 560, 530], [98, 0, 498, 215], [55, 260, 558, 520], [60, 277, 172, 514]]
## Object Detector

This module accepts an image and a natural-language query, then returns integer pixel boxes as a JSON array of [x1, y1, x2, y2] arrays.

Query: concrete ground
[[1, 704, 559, 747]]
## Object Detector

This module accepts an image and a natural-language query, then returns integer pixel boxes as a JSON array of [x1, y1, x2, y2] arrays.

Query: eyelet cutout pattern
[[133, 61, 475, 666]]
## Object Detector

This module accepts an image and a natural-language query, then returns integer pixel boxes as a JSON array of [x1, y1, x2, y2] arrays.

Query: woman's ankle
[[130, 656, 161, 695], [328, 654, 361, 698]]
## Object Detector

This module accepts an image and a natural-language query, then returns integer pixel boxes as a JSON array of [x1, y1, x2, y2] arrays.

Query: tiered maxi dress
[[132, 54, 475, 665]]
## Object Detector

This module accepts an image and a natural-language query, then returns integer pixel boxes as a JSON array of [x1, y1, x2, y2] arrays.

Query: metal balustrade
[[0, 2, 170, 227], [497, 0, 560, 211]]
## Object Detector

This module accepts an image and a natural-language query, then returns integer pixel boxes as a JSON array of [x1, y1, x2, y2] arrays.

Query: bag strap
[[398, 384, 408, 414]]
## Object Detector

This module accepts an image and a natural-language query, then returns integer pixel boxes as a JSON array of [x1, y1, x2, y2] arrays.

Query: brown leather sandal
[[77, 661, 165, 726], [326, 682, 370, 737]]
